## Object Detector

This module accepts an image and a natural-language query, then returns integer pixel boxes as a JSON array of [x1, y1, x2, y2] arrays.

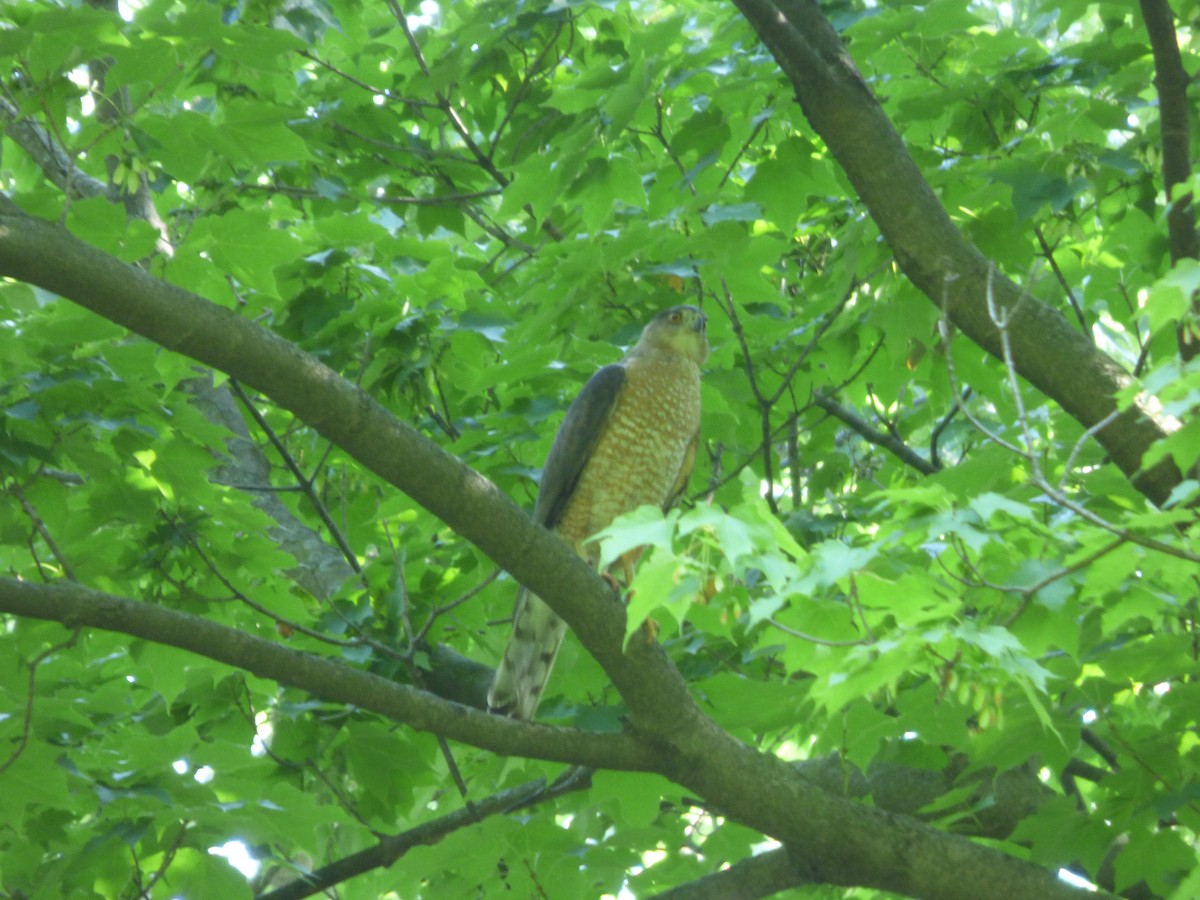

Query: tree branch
[[187, 376, 358, 602], [813, 393, 939, 475], [259, 776, 552, 900], [730, 0, 1183, 506], [0, 577, 657, 772], [1137, 0, 1199, 361], [0, 94, 109, 201]]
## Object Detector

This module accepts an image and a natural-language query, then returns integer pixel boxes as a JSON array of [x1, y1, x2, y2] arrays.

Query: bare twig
[[813, 392, 939, 475], [134, 820, 190, 900], [487, 20, 568, 161], [999, 537, 1128, 627], [413, 568, 502, 645], [930, 388, 970, 469], [256, 772, 589, 900], [1034, 226, 1090, 339], [298, 49, 436, 109], [699, 410, 808, 499], [230, 380, 364, 578], [167, 511, 403, 657], [380, 189, 502, 206], [0, 629, 81, 776], [939, 269, 1200, 563], [384, 0, 565, 242], [436, 734, 477, 815], [767, 281, 861, 407], [722, 283, 781, 512], [9, 484, 77, 581], [1057, 409, 1122, 492], [766, 617, 871, 647], [719, 99, 774, 188], [847, 574, 874, 641]]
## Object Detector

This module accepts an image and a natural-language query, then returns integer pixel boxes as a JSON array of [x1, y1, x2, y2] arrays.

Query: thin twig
[[0, 629, 81, 776], [715, 281, 779, 512], [298, 49, 437, 109], [386, 0, 567, 244], [1000, 537, 1128, 627], [488, 21, 567, 161], [134, 820, 190, 900], [413, 568, 502, 645], [436, 734, 478, 817], [1034, 225, 1090, 339], [812, 392, 938, 475], [766, 617, 871, 647], [930, 388, 970, 469], [939, 270, 1200, 563], [10, 484, 77, 581], [1057, 409, 1121, 492], [847, 575, 875, 642], [168, 512, 410, 660], [767, 280, 862, 407], [718, 98, 773, 188], [229, 380, 364, 577]]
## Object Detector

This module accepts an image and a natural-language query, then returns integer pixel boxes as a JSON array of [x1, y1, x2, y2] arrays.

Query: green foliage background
[[1, 0, 1197, 897]]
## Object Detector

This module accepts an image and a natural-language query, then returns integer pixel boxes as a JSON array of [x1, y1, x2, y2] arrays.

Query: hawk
[[489, 305, 708, 720]]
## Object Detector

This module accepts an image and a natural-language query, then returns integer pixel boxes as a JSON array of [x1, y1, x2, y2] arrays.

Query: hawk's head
[[636, 305, 708, 364]]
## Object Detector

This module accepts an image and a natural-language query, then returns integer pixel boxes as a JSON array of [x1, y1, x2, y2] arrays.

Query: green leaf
[[700, 202, 762, 225], [159, 847, 253, 898], [593, 507, 678, 571], [190, 209, 298, 298], [801, 541, 878, 590], [1115, 829, 1197, 895], [591, 771, 674, 826], [624, 550, 699, 644], [695, 672, 807, 732], [991, 165, 1086, 220], [222, 99, 314, 166], [1144, 260, 1200, 334], [967, 492, 1034, 523], [604, 54, 650, 135]]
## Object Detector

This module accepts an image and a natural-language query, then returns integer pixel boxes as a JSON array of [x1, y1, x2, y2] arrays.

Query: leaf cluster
[[0, 0, 1197, 897]]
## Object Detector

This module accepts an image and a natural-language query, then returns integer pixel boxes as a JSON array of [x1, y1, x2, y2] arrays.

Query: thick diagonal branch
[[731, 0, 1182, 506]]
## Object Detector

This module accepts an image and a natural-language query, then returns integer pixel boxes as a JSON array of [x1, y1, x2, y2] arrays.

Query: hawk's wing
[[533, 363, 626, 528], [488, 363, 625, 720]]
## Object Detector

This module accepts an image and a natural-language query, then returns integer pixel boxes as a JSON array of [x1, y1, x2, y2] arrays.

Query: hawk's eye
[[669, 311, 682, 324]]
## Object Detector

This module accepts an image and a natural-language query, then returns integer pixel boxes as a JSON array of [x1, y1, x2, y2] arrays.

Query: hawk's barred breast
[[557, 353, 702, 558]]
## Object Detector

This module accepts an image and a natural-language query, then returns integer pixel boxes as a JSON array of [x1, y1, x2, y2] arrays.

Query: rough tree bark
[[1137, 0, 1199, 361]]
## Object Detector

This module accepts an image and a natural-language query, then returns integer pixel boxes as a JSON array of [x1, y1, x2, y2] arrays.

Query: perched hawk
[[489, 306, 708, 720]]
